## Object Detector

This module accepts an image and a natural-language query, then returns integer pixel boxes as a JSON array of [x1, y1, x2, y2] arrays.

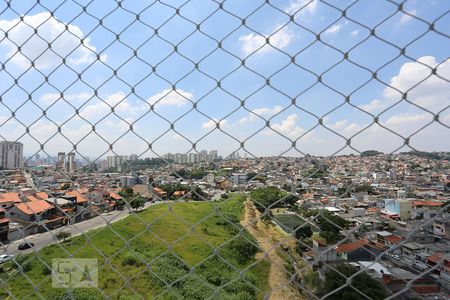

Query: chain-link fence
[[0, 0, 449, 299]]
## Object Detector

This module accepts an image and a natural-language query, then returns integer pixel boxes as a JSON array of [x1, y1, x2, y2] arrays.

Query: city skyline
[[0, 0, 448, 158]]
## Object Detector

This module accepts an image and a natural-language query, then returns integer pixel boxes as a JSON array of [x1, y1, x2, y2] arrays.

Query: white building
[[231, 173, 247, 185], [107, 155, 128, 171]]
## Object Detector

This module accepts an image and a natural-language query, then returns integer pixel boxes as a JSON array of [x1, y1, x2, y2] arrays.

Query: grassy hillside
[[0, 195, 269, 299]]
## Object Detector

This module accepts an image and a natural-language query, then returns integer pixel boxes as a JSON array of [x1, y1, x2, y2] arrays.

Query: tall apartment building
[[68, 152, 76, 173], [188, 153, 198, 164], [107, 155, 128, 172], [198, 150, 207, 162], [209, 150, 218, 161], [0, 141, 23, 169], [57, 152, 65, 171]]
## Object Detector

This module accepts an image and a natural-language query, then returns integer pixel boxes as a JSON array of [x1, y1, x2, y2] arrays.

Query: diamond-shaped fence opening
[[0, 0, 449, 299]]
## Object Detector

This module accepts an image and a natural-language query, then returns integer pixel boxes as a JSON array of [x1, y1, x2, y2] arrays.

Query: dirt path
[[241, 201, 303, 300]]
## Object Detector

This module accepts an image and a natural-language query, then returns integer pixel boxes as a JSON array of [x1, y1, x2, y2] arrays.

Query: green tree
[[294, 225, 313, 240], [189, 168, 206, 179], [114, 197, 126, 210], [56, 231, 72, 242], [118, 187, 134, 198], [192, 187, 208, 201], [319, 264, 386, 300], [316, 211, 349, 244], [250, 187, 289, 212], [228, 237, 258, 264], [130, 197, 145, 211]]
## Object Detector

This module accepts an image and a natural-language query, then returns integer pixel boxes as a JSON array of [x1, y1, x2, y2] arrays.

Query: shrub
[[150, 254, 189, 284], [56, 231, 72, 242], [48, 289, 102, 300], [228, 237, 258, 264], [122, 253, 143, 266], [224, 279, 256, 296], [13, 254, 32, 272], [41, 264, 52, 275], [176, 275, 215, 300]]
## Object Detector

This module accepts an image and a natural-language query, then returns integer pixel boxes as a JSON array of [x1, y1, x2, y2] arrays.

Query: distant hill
[[401, 151, 450, 160], [360, 150, 383, 157]]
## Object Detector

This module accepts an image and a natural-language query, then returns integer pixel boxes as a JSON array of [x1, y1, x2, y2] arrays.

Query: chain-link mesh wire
[[0, 0, 449, 299]]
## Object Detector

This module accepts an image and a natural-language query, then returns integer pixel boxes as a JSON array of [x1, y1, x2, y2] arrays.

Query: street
[[0, 201, 164, 256]]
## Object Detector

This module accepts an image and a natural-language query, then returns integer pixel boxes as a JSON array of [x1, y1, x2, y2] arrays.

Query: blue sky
[[0, 0, 449, 161]]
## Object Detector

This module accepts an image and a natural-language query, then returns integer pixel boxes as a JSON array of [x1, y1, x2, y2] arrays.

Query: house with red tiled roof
[[25, 195, 40, 202], [0, 207, 9, 241], [336, 239, 385, 261], [35, 192, 49, 200], [384, 235, 404, 248], [411, 200, 443, 220], [8, 200, 54, 222], [64, 190, 88, 205], [427, 253, 450, 282], [61, 190, 92, 221], [152, 187, 167, 200], [0, 192, 21, 209]]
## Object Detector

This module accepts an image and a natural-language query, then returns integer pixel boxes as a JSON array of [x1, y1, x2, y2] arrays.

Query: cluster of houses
[[0, 186, 128, 241]]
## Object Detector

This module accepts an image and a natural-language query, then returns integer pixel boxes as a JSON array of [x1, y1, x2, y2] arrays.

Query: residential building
[[68, 152, 76, 173], [0, 207, 9, 241], [107, 155, 128, 171], [8, 200, 54, 222], [0, 141, 23, 169], [411, 200, 442, 219], [402, 242, 426, 266], [231, 173, 247, 185], [433, 219, 450, 239], [0, 192, 21, 209], [57, 152, 65, 171], [383, 198, 412, 220], [335, 239, 384, 261]]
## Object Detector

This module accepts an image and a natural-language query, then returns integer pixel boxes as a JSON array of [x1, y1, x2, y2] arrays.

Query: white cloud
[[238, 105, 283, 125], [350, 30, 359, 37], [239, 26, 294, 56], [327, 119, 363, 136], [266, 114, 305, 138], [171, 133, 184, 140], [40, 92, 93, 105], [325, 24, 341, 35], [0, 12, 106, 69], [358, 99, 383, 114], [383, 112, 431, 128], [202, 119, 230, 130], [147, 89, 194, 107], [400, 9, 417, 23], [79, 92, 142, 120], [285, 0, 318, 16], [358, 56, 450, 113]]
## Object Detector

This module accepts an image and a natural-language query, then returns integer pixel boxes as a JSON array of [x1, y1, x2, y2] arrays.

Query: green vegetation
[[273, 214, 307, 233], [294, 225, 313, 241], [55, 231, 72, 242], [316, 211, 349, 244], [0, 195, 269, 299], [156, 184, 208, 201], [354, 183, 373, 193], [250, 187, 297, 213], [317, 264, 386, 300], [361, 150, 383, 157], [131, 158, 171, 167], [401, 150, 450, 160], [118, 187, 146, 211], [170, 168, 206, 180]]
